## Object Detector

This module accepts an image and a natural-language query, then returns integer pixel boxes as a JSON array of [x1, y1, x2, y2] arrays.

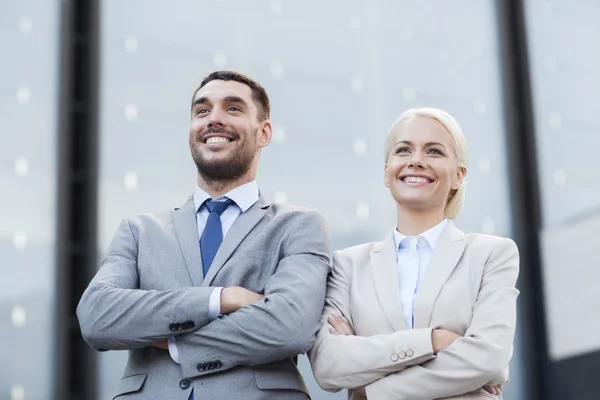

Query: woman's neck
[[396, 205, 445, 236]]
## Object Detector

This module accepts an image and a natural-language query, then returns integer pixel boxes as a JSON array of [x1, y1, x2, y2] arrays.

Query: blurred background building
[[1, 0, 599, 399]]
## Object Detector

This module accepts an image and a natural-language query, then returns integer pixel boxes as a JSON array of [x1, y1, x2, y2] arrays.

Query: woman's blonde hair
[[383, 107, 468, 220]]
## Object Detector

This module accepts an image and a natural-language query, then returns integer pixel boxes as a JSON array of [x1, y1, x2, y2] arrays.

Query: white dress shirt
[[393, 219, 448, 329], [168, 180, 259, 363]]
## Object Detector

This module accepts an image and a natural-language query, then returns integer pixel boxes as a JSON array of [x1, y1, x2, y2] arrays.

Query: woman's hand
[[328, 313, 355, 335], [483, 377, 509, 395]]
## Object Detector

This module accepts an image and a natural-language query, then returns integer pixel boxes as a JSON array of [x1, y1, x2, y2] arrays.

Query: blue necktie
[[200, 198, 234, 277], [191, 198, 234, 400]]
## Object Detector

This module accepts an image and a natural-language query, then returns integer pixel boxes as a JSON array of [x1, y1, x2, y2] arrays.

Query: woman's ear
[[384, 163, 390, 188], [452, 166, 466, 190]]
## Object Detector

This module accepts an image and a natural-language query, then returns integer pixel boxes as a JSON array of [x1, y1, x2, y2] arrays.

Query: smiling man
[[77, 71, 331, 400]]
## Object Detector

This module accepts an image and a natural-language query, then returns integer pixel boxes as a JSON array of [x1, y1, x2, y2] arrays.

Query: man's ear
[[258, 120, 272, 148]]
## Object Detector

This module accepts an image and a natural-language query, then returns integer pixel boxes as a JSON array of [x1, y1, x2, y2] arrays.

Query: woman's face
[[384, 116, 465, 215]]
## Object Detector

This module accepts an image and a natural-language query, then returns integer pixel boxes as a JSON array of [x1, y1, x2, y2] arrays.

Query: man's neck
[[196, 174, 255, 198], [396, 205, 445, 236]]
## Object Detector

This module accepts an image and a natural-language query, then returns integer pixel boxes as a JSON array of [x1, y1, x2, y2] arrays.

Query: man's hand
[[431, 329, 461, 354], [220, 286, 264, 314], [152, 340, 169, 350]]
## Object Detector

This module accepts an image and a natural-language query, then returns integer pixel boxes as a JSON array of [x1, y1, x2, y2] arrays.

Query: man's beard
[[191, 127, 257, 180]]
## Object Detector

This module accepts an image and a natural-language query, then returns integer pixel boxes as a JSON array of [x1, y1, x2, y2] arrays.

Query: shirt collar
[[393, 218, 448, 251], [193, 180, 259, 213]]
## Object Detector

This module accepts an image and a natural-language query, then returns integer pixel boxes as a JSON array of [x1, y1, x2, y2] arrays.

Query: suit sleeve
[[77, 218, 216, 351], [308, 250, 434, 392], [175, 210, 331, 379], [365, 238, 520, 400]]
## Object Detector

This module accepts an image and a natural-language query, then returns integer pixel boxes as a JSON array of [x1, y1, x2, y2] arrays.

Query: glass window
[[0, 1, 59, 398], [525, 0, 600, 362], [98, 1, 524, 398]]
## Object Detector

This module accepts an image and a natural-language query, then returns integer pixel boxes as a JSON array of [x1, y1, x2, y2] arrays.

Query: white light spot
[[273, 190, 287, 203], [348, 16, 362, 30], [474, 101, 487, 116], [553, 169, 566, 187], [18, 17, 33, 35], [402, 87, 416, 103], [13, 231, 28, 251], [356, 201, 370, 221], [125, 103, 138, 120], [124, 172, 139, 192], [272, 125, 286, 144], [481, 218, 495, 234], [11, 306, 27, 327], [269, 0, 282, 15], [544, 57, 557, 71], [213, 51, 227, 68], [17, 86, 31, 104], [15, 157, 29, 178], [478, 160, 491, 174], [351, 77, 364, 93], [549, 112, 562, 130], [353, 139, 367, 155], [270, 61, 284, 80], [11, 385, 25, 400], [124, 36, 139, 53]]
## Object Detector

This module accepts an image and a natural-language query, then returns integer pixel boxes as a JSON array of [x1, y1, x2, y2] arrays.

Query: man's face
[[189, 80, 270, 180]]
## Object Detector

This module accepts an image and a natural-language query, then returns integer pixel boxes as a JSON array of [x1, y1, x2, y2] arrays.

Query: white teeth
[[206, 136, 230, 144], [403, 176, 430, 183]]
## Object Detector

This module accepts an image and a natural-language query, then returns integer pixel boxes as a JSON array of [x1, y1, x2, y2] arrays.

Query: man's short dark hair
[[191, 70, 271, 121]]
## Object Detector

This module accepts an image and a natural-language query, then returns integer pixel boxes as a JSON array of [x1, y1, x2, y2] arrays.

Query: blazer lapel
[[172, 196, 203, 287], [202, 194, 270, 286], [370, 230, 408, 332], [413, 220, 465, 329]]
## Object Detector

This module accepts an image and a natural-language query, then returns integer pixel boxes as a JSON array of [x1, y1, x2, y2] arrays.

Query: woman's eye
[[428, 149, 443, 155], [396, 147, 410, 154]]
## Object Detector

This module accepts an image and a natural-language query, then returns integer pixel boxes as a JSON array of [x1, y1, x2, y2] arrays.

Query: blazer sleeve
[[308, 250, 435, 392], [365, 238, 520, 400], [174, 210, 332, 380], [77, 218, 216, 351]]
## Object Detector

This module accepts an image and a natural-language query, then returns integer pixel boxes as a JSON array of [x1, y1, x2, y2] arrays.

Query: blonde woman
[[309, 108, 518, 399]]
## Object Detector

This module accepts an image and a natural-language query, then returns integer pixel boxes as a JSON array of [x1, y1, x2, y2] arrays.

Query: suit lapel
[[413, 220, 465, 329], [172, 197, 203, 287], [202, 194, 270, 286], [370, 230, 408, 332]]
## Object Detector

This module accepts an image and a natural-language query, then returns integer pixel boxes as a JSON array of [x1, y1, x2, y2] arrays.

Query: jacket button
[[398, 351, 407, 359], [184, 320, 195, 329], [197, 363, 205, 372], [407, 349, 414, 357], [169, 323, 178, 331], [180, 379, 190, 389], [215, 360, 222, 369], [390, 353, 399, 362]]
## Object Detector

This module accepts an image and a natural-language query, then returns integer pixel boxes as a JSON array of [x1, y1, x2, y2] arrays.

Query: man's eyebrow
[[192, 96, 248, 106]]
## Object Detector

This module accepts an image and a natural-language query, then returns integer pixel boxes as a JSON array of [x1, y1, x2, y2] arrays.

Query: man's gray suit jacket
[[77, 194, 331, 399]]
